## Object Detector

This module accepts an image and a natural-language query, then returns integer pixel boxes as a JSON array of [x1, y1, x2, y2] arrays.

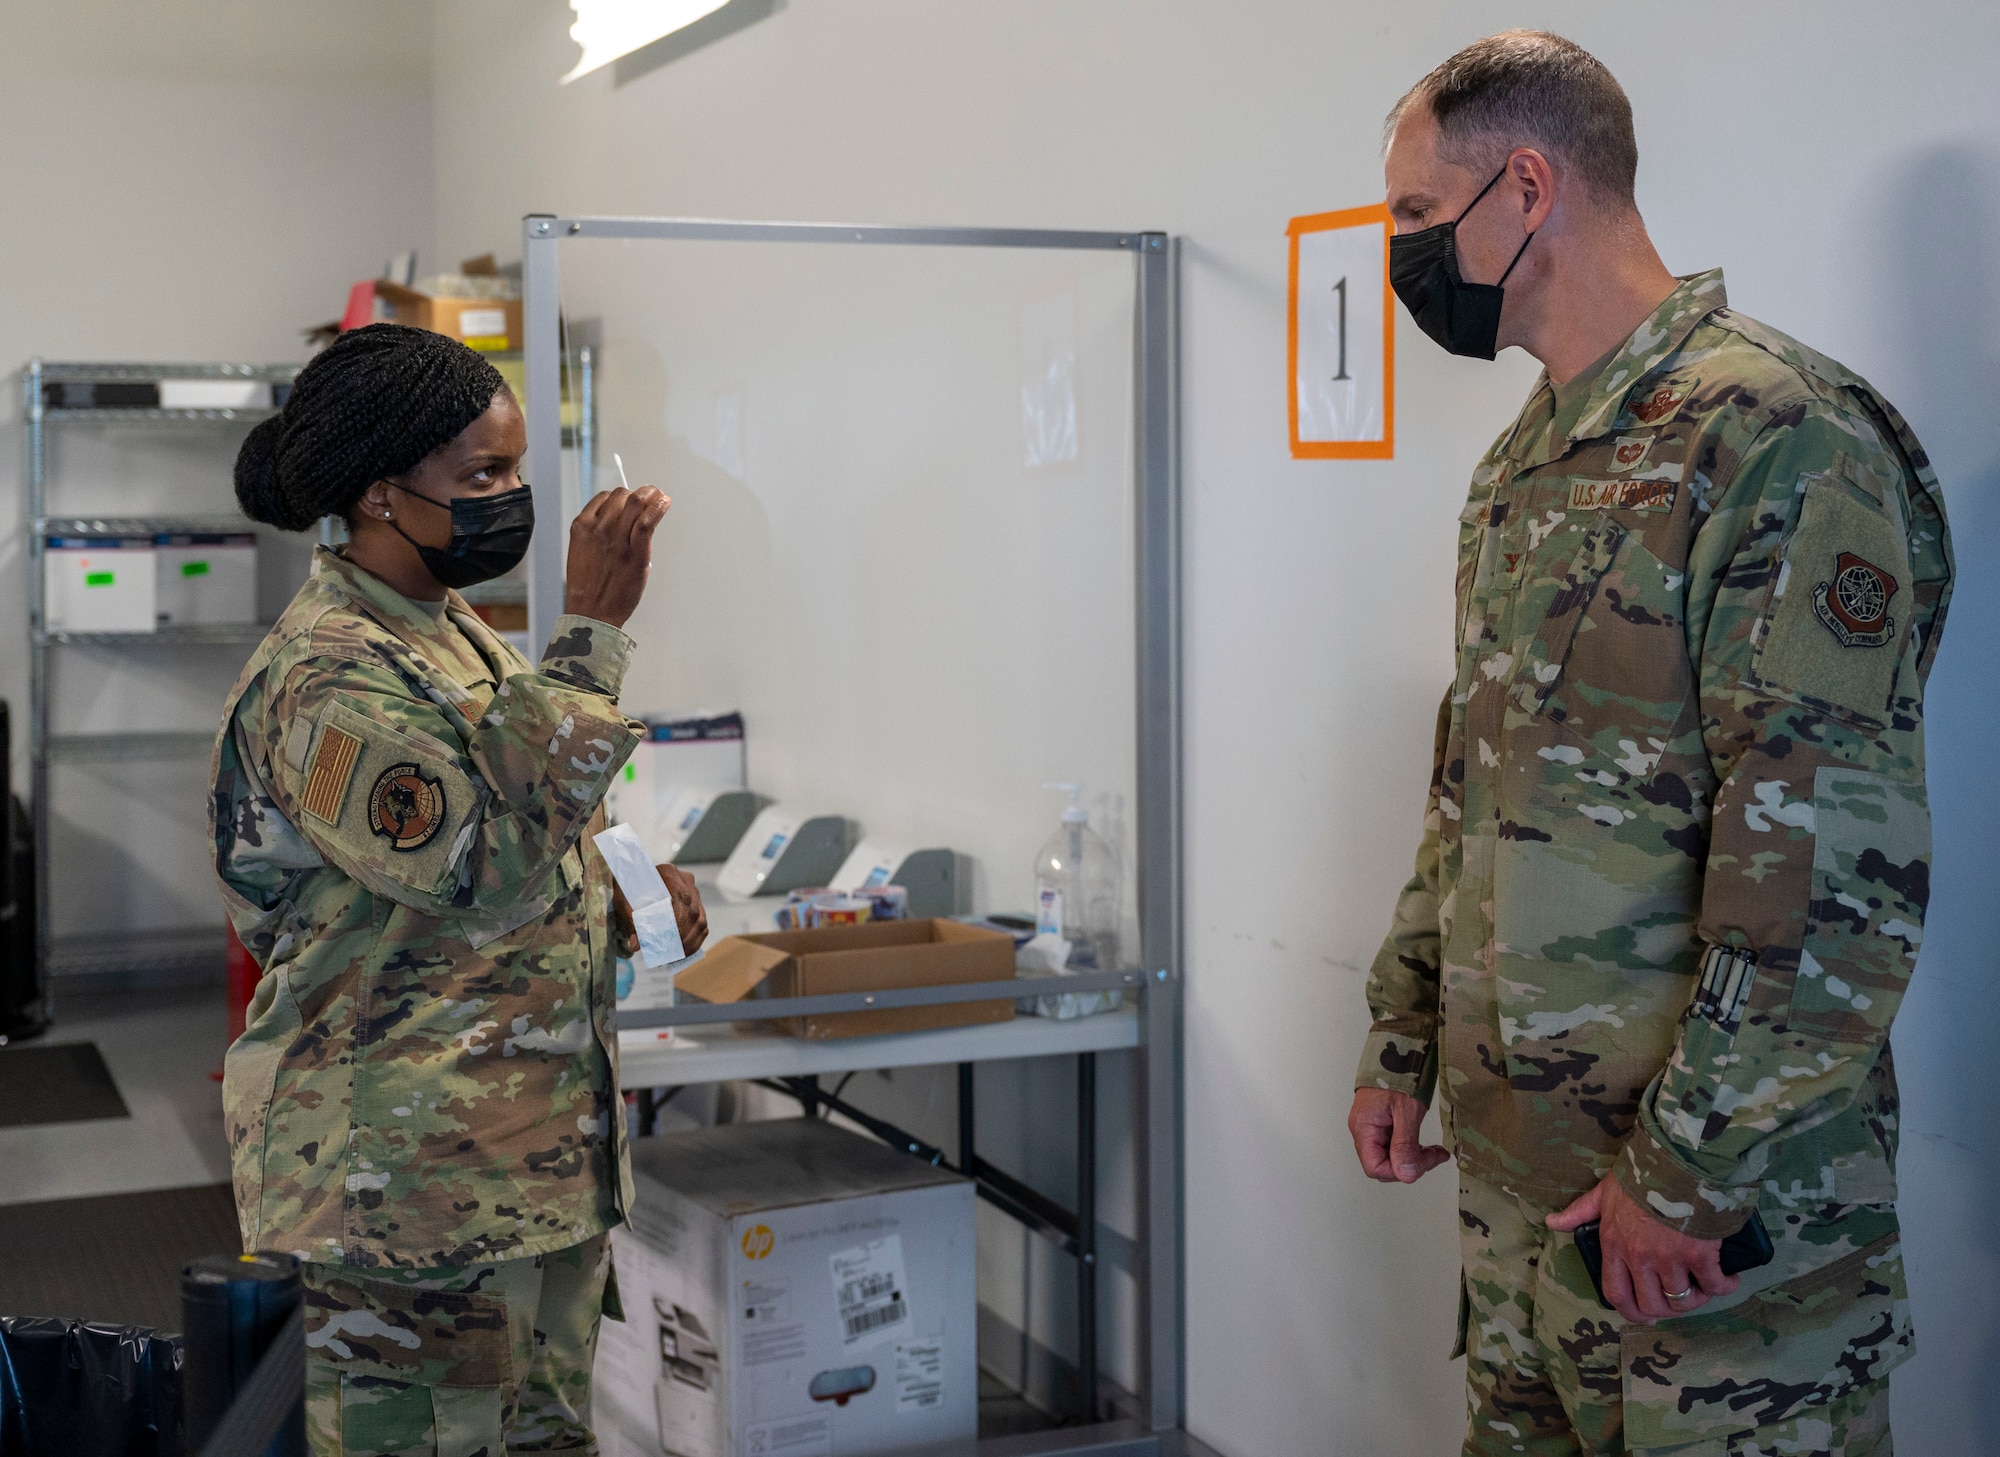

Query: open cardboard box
[[375, 280, 523, 352], [673, 918, 1014, 1040]]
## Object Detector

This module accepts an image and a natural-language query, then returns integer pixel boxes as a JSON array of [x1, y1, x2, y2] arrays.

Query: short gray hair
[[1389, 31, 1639, 209]]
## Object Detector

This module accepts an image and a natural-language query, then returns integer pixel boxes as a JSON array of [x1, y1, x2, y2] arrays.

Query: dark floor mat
[[0, 1041, 130, 1127], [0, 1183, 240, 1332]]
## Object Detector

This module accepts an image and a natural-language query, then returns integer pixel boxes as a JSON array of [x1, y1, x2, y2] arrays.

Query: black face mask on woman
[[1388, 163, 1536, 361], [387, 481, 535, 589]]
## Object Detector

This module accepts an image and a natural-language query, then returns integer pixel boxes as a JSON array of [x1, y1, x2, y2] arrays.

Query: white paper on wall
[[1289, 206, 1393, 458]]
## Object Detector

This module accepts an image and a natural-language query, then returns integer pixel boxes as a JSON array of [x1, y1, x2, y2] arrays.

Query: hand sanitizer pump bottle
[[1033, 783, 1122, 971]]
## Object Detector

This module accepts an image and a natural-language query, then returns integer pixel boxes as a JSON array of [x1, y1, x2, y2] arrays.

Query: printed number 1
[[1331, 277, 1351, 381]]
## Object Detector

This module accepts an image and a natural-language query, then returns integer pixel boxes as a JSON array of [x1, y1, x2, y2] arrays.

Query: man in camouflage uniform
[[1348, 33, 1952, 1455], [215, 548, 644, 1451]]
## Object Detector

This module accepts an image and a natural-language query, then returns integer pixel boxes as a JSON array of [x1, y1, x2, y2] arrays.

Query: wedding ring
[[1663, 1286, 1693, 1301]]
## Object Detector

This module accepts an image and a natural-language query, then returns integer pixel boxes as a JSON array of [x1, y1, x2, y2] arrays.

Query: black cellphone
[[1571, 1210, 1775, 1312]]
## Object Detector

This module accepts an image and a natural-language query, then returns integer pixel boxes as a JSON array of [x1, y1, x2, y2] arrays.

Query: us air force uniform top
[[1355, 271, 1952, 1416], [212, 546, 643, 1269]]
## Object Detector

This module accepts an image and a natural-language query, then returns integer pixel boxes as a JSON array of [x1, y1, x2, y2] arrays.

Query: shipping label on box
[[154, 533, 258, 625], [44, 537, 157, 633], [595, 1120, 977, 1457]]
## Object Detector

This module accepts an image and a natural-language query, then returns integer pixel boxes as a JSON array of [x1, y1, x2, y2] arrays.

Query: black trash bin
[[0, 1316, 185, 1456], [0, 700, 48, 1045]]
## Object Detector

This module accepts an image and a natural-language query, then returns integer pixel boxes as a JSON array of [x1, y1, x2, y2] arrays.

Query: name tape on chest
[[1569, 478, 1675, 512]]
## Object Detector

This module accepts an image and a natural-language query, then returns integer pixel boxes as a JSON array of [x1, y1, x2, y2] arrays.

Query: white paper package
[[592, 823, 688, 968]]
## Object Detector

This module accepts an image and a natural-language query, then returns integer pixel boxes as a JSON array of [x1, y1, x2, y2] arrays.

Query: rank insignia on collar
[[368, 762, 446, 851], [1813, 552, 1899, 647], [1629, 381, 1693, 425]]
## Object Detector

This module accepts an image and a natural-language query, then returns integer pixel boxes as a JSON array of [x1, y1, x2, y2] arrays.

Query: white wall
[[426, 3, 2000, 1452], [0, 1, 435, 951]]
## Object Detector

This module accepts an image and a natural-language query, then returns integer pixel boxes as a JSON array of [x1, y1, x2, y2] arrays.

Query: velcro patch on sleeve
[[303, 697, 484, 899], [1752, 475, 1913, 726], [300, 723, 364, 825]]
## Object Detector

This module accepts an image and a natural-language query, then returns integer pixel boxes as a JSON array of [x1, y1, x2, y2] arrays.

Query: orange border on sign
[[1287, 203, 1394, 460]]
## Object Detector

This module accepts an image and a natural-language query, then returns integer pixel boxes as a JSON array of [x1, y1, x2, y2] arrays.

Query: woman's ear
[[357, 479, 397, 522]]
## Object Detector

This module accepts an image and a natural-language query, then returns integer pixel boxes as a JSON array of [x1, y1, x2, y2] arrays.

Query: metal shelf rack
[[521, 215, 1188, 1456], [23, 359, 299, 1003]]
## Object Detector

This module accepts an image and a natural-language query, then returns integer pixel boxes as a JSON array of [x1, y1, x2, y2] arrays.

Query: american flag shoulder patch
[[302, 724, 364, 824]]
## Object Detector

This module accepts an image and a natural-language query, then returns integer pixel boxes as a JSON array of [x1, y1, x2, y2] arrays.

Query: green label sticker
[[623, 764, 637, 781], [180, 560, 210, 578], [84, 571, 115, 587]]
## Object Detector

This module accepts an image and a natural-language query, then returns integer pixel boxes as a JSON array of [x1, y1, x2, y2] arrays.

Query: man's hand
[[609, 864, 710, 959], [563, 485, 670, 629], [1546, 1174, 1740, 1324], [1348, 1088, 1450, 1184]]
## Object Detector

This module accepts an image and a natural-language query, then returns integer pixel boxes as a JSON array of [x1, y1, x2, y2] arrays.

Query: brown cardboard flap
[[674, 936, 789, 1005], [672, 920, 1016, 1039]]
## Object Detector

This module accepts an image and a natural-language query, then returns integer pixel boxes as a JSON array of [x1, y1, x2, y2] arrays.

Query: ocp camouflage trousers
[[302, 1234, 613, 1456], [1456, 1174, 1911, 1456]]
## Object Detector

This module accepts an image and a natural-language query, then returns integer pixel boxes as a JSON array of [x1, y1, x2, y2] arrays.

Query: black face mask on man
[[386, 481, 535, 589], [1388, 163, 1536, 361]]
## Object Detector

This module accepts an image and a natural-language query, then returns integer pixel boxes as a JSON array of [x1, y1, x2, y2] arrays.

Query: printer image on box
[[595, 1118, 976, 1457]]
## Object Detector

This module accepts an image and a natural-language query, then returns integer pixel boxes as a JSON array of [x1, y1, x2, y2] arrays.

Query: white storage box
[[597, 1118, 977, 1457], [44, 537, 156, 633], [154, 533, 258, 625], [609, 714, 748, 857], [157, 378, 271, 410]]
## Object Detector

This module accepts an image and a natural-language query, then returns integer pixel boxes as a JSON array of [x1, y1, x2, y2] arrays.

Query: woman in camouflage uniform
[[210, 324, 704, 1454]]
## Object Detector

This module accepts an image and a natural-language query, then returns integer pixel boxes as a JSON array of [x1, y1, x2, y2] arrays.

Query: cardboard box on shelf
[[595, 1118, 977, 1457], [374, 280, 523, 352], [673, 919, 1014, 1040], [44, 537, 156, 633], [154, 533, 258, 625]]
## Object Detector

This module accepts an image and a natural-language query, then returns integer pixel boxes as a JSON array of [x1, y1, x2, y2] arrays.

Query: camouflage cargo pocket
[[1619, 1227, 1912, 1450], [303, 1270, 514, 1389]]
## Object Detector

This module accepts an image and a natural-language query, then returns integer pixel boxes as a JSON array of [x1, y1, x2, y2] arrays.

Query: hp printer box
[[596, 1118, 976, 1457]]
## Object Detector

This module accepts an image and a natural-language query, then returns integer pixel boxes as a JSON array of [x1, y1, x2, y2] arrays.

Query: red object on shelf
[[226, 922, 257, 1045], [339, 279, 377, 333]]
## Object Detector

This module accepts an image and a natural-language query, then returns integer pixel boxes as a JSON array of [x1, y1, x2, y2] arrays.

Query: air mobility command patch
[[1753, 477, 1913, 726], [301, 724, 363, 825], [1814, 553, 1899, 648], [368, 763, 446, 851]]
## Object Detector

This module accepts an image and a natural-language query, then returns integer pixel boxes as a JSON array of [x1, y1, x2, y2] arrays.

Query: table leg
[[958, 1062, 975, 1176], [1077, 1050, 1098, 1423]]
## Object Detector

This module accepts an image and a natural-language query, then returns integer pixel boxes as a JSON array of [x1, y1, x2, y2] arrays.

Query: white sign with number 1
[[1289, 205, 1394, 459]]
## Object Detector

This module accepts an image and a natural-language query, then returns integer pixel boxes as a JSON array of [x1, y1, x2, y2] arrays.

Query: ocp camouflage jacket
[[211, 548, 641, 1268], [1358, 271, 1954, 1239]]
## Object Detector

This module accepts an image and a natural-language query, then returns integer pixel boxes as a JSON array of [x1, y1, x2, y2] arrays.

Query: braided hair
[[235, 323, 508, 531]]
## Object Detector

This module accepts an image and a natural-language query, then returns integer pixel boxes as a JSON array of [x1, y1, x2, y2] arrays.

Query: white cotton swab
[[614, 453, 633, 491]]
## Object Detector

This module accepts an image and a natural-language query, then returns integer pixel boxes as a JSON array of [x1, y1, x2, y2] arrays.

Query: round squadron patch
[[367, 763, 446, 851], [1812, 552, 1899, 648]]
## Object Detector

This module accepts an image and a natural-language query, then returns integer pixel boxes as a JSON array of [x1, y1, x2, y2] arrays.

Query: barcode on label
[[840, 1273, 896, 1306], [843, 1297, 906, 1340]]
